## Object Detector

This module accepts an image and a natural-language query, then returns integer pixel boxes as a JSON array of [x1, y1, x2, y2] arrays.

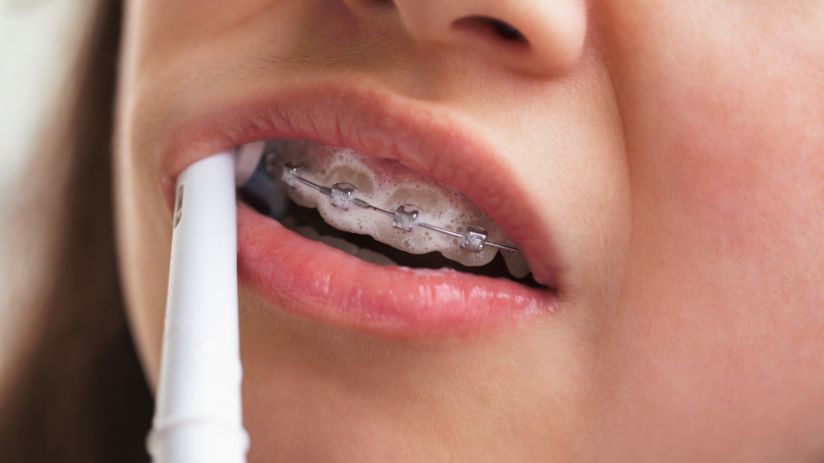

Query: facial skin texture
[[115, 1, 824, 461]]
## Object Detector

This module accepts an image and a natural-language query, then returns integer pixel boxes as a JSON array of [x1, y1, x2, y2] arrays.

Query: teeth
[[356, 248, 397, 266], [293, 225, 320, 241], [267, 140, 532, 279], [502, 251, 530, 279], [318, 234, 359, 256], [292, 226, 396, 266]]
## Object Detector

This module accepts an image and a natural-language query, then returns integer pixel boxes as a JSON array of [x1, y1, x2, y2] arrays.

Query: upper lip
[[161, 82, 562, 289]]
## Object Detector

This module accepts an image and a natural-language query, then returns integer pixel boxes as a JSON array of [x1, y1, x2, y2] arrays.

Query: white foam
[[271, 140, 529, 273]]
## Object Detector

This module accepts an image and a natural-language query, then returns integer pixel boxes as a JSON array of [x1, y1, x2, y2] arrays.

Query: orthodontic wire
[[263, 150, 521, 255]]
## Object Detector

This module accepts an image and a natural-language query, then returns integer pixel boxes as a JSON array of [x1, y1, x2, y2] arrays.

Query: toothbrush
[[147, 143, 265, 463]]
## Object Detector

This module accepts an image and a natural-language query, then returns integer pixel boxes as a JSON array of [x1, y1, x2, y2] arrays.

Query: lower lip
[[237, 203, 557, 338]]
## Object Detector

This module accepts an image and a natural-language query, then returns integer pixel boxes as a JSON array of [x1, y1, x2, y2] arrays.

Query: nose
[[351, 0, 588, 75]]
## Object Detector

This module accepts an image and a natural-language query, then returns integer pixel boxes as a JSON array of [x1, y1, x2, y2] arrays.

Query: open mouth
[[162, 84, 561, 336], [238, 140, 544, 290]]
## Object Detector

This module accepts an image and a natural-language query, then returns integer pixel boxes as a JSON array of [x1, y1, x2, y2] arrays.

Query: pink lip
[[162, 83, 562, 337]]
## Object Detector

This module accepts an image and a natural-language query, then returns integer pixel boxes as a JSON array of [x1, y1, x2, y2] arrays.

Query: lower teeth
[[293, 225, 398, 266], [279, 205, 541, 286]]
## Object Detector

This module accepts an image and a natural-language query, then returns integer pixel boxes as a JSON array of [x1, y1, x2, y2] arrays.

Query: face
[[115, 1, 824, 461]]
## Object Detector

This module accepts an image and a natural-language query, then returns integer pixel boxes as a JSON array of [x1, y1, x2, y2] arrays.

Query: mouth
[[162, 83, 562, 337], [241, 139, 541, 285]]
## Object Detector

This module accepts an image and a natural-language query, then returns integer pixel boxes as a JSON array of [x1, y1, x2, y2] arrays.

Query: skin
[[115, 1, 824, 461]]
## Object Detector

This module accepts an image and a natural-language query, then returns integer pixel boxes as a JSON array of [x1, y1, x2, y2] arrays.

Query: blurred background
[[0, 0, 96, 377]]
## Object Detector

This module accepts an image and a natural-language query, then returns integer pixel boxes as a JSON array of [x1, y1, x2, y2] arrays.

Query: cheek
[[589, 2, 824, 456], [590, 83, 824, 463], [640, 35, 824, 288], [602, 0, 823, 263], [611, 0, 823, 311], [655, 95, 809, 266]]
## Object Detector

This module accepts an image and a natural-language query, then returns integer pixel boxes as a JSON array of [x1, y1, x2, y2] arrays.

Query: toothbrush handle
[[147, 152, 248, 463]]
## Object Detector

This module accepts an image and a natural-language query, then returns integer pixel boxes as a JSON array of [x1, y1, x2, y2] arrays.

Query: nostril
[[345, 0, 395, 10], [452, 15, 529, 47]]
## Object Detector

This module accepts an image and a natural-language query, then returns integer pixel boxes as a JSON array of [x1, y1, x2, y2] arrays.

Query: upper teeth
[[267, 140, 532, 279]]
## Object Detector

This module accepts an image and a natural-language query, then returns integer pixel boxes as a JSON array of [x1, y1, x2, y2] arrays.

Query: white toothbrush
[[147, 142, 265, 463]]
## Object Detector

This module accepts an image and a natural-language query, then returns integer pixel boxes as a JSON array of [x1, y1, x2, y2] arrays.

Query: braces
[[264, 150, 521, 255]]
